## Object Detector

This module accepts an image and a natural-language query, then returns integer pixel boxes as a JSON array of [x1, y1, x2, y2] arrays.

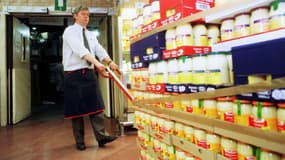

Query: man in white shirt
[[62, 5, 120, 151]]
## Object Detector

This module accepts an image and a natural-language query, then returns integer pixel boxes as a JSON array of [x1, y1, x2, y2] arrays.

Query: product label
[[269, 14, 285, 30], [253, 18, 269, 33], [206, 142, 220, 152], [277, 121, 285, 132], [155, 73, 165, 84], [238, 154, 256, 160], [222, 149, 238, 160], [197, 139, 207, 149], [166, 39, 176, 50], [168, 72, 179, 84], [176, 34, 193, 47], [208, 69, 222, 85], [175, 130, 185, 138], [178, 72, 192, 84], [249, 116, 277, 130], [185, 134, 194, 143], [205, 108, 218, 118], [221, 29, 234, 40], [193, 70, 206, 84], [194, 35, 208, 46], [235, 115, 250, 126], [234, 24, 250, 37], [165, 102, 174, 109], [224, 112, 235, 123]]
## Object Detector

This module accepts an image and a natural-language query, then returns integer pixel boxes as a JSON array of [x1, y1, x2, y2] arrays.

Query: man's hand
[[109, 62, 122, 76], [95, 62, 106, 72]]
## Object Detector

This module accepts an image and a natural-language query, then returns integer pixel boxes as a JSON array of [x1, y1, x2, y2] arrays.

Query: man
[[62, 6, 120, 151]]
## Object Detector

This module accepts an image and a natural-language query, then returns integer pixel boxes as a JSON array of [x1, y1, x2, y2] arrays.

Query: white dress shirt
[[62, 23, 109, 71]]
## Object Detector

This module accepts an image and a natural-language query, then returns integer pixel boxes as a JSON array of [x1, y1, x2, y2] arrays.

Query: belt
[[64, 68, 94, 76]]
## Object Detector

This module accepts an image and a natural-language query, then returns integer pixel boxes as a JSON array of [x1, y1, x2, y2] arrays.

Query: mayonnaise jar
[[269, 1, 285, 30], [250, 6, 270, 34]]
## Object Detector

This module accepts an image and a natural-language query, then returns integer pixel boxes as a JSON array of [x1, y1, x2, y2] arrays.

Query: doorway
[[6, 14, 112, 124]]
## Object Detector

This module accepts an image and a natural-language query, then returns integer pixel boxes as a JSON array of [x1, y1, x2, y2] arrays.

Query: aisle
[[0, 104, 139, 160]]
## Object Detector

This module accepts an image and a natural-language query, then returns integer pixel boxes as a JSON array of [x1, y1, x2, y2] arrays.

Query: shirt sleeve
[[92, 35, 110, 61], [63, 28, 91, 58]]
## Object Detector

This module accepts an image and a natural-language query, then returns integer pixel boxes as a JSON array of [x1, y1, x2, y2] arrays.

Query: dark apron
[[63, 69, 105, 119]]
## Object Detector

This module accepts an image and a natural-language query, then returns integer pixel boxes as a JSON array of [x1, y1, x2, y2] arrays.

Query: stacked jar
[[150, 0, 160, 22], [207, 24, 220, 46], [176, 23, 193, 47], [193, 23, 208, 46], [277, 103, 285, 133], [192, 54, 207, 85], [156, 61, 168, 84], [234, 12, 251, 37], [194, 128, 207, 149], [250, 6, 270, 34], [221, 18, 234, 41], [166, 29, 177, 50], [269, 1, 285, 30], [237, 142, 256, 160], [143, 4, 152, 25], [206, 132, 221, 153], [184, 125, 194, 143], [203, 98, 218, 119], [167, 58, 179, 84], [217, 97, 235, 123], [250, 101, 277, 131], [191, 99, 204, 115], [178, 56, 193, 84], [206, 52, 230, 85], [233, 99, 252, 126], [221, 137, 238, 160]]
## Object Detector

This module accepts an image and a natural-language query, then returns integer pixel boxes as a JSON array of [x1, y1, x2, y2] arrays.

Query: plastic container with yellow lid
[[250, 101, 277, 131], [221, 18, 234, 41], [178, 56, 193, 84], [233, 99, 252, 126], [151, 0, 160, 22], [217, 97, 235, 122], [234, 12, 251, 38], [269, 0, 285, 30], [277, 103, 285, 133], [250, 6, 270, 34]]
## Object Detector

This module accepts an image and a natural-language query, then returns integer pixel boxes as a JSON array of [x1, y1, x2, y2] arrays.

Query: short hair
[[73, 6, 89, 14]]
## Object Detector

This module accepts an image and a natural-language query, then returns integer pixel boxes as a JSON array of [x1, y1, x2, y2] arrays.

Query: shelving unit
[[132, 104, 285, 154], [130, 0, 274, 44], [129, 0, 285, 159]]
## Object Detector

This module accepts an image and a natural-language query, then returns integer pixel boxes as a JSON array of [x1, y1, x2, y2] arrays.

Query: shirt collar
[[74, 23, 87, 30]]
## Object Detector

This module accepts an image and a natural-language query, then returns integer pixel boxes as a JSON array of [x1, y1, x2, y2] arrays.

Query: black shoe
[[76, 143, 86, 151], [98, 135, 118, 147]]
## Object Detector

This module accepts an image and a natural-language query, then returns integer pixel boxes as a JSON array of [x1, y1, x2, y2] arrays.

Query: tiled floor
[[0, 104, 139, 160]]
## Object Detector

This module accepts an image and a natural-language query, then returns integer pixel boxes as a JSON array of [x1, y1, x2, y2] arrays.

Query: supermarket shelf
[[136, 77, 285, 103], [130, 0, 274, 44], [132, 105, 285, 154], [205, 0, 273, 23], [212, 28, 285, 52]]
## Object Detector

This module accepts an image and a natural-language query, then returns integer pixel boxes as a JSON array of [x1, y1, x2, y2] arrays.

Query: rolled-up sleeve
[[92, 36, 110, 61], [63, 28, 91, 58]]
